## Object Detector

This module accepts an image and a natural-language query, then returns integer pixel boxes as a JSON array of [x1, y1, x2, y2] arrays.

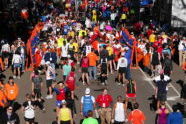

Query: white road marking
[[139, 67, 173, 111], [167, 96, 180, 101]]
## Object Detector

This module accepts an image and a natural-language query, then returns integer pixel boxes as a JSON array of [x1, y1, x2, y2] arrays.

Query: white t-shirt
[[86, 45, 92, 55], [111, 13, 117, 20], [12, 54, 22, 64], [24, 101, 35, 119], [46, 65, 55, 80], [1, 43, 10, 52], [61, 44, 69, 57], [113, 44, 122, 49], [117, 57, 128, 69]]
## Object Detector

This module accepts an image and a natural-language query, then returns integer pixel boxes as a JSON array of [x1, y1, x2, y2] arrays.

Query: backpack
[[83, 95, 94, 113], [127, 80, 135, 94]]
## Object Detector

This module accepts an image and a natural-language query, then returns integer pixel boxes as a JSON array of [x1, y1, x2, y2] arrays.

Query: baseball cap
[[85, 88, 90, 95]]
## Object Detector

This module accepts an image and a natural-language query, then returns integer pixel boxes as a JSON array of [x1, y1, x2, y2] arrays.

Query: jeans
[[88, 66, 97, 80], [98, 108, 112, 124], [125, 64, 131, 80]]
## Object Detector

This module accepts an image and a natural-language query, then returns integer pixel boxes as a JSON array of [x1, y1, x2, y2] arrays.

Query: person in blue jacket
[[167, 105, 183, 124]]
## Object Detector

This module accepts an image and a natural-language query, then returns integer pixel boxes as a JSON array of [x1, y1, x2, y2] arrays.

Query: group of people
[[0, 0, 186, 124]]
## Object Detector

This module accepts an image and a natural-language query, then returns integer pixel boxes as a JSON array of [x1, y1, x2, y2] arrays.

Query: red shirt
[[56, 88, 66, 101], [66, 72, 75, 91], [96, 94, 113, 107]]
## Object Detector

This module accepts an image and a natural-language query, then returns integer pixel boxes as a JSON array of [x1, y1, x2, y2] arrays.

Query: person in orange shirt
[[128, 103, 146, 124], [4, 76, 19, 105], [0, 80, 7, 112], [0, 56, 5, 71], [0, 87, 7, 109], [87, 49, 99, 80]]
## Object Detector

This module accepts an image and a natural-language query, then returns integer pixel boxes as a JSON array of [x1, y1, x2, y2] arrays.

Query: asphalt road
[[2, 62, 185, 124]]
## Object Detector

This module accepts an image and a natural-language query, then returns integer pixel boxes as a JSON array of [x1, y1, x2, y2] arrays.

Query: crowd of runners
[[0, 0, 186, 124]]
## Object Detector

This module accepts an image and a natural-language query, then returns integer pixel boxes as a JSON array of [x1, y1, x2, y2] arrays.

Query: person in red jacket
[[96, 88, 113, 124], [65, 67, 76, 100]]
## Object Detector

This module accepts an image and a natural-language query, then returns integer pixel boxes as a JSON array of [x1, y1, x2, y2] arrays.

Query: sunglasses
[[8, 108, 13, 110]]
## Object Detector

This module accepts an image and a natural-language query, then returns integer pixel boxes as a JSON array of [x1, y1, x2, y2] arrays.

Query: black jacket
[[0, 112, 20, 124]]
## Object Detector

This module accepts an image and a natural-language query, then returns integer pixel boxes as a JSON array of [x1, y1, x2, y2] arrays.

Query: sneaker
[[105, 80, 108, 84], [45, 95, 50, 99], [118, 83, 121, 85], [83, 82, 85, 85], [13, 76, 16, 79], [101, 83, 105, 86], [42, 108, 46, 113], [17, 76, 20, 79], [49, 95, 53, 99], [122, 84, 125, 87]]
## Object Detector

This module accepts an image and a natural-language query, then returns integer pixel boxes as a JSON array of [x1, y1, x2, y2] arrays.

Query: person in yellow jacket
[[58, 100, 73, 124], [4, 76, 19, 105]]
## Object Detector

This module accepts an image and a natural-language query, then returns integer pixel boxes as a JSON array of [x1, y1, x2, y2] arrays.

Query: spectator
[[0, 105, 20, 124], [128, 103, 146, 124], [4, 76, 19, 106], [0, 83, 7, 113]]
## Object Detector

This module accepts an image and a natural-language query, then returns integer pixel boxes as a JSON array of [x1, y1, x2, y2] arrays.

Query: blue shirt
[[167, 112, 183, 124]]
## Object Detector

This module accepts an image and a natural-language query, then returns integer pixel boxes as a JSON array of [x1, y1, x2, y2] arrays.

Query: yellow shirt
[[59, 108, 71, 121], [106, 46, 113, 56], [57, 37, 64, 47], [121, 13, 127, 20], [149, 34, 156, 43], [79, 30, 87, 37], [72, 42, 79, 52], [68, 31, 75, 38], [162, 34, 168, 39]]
